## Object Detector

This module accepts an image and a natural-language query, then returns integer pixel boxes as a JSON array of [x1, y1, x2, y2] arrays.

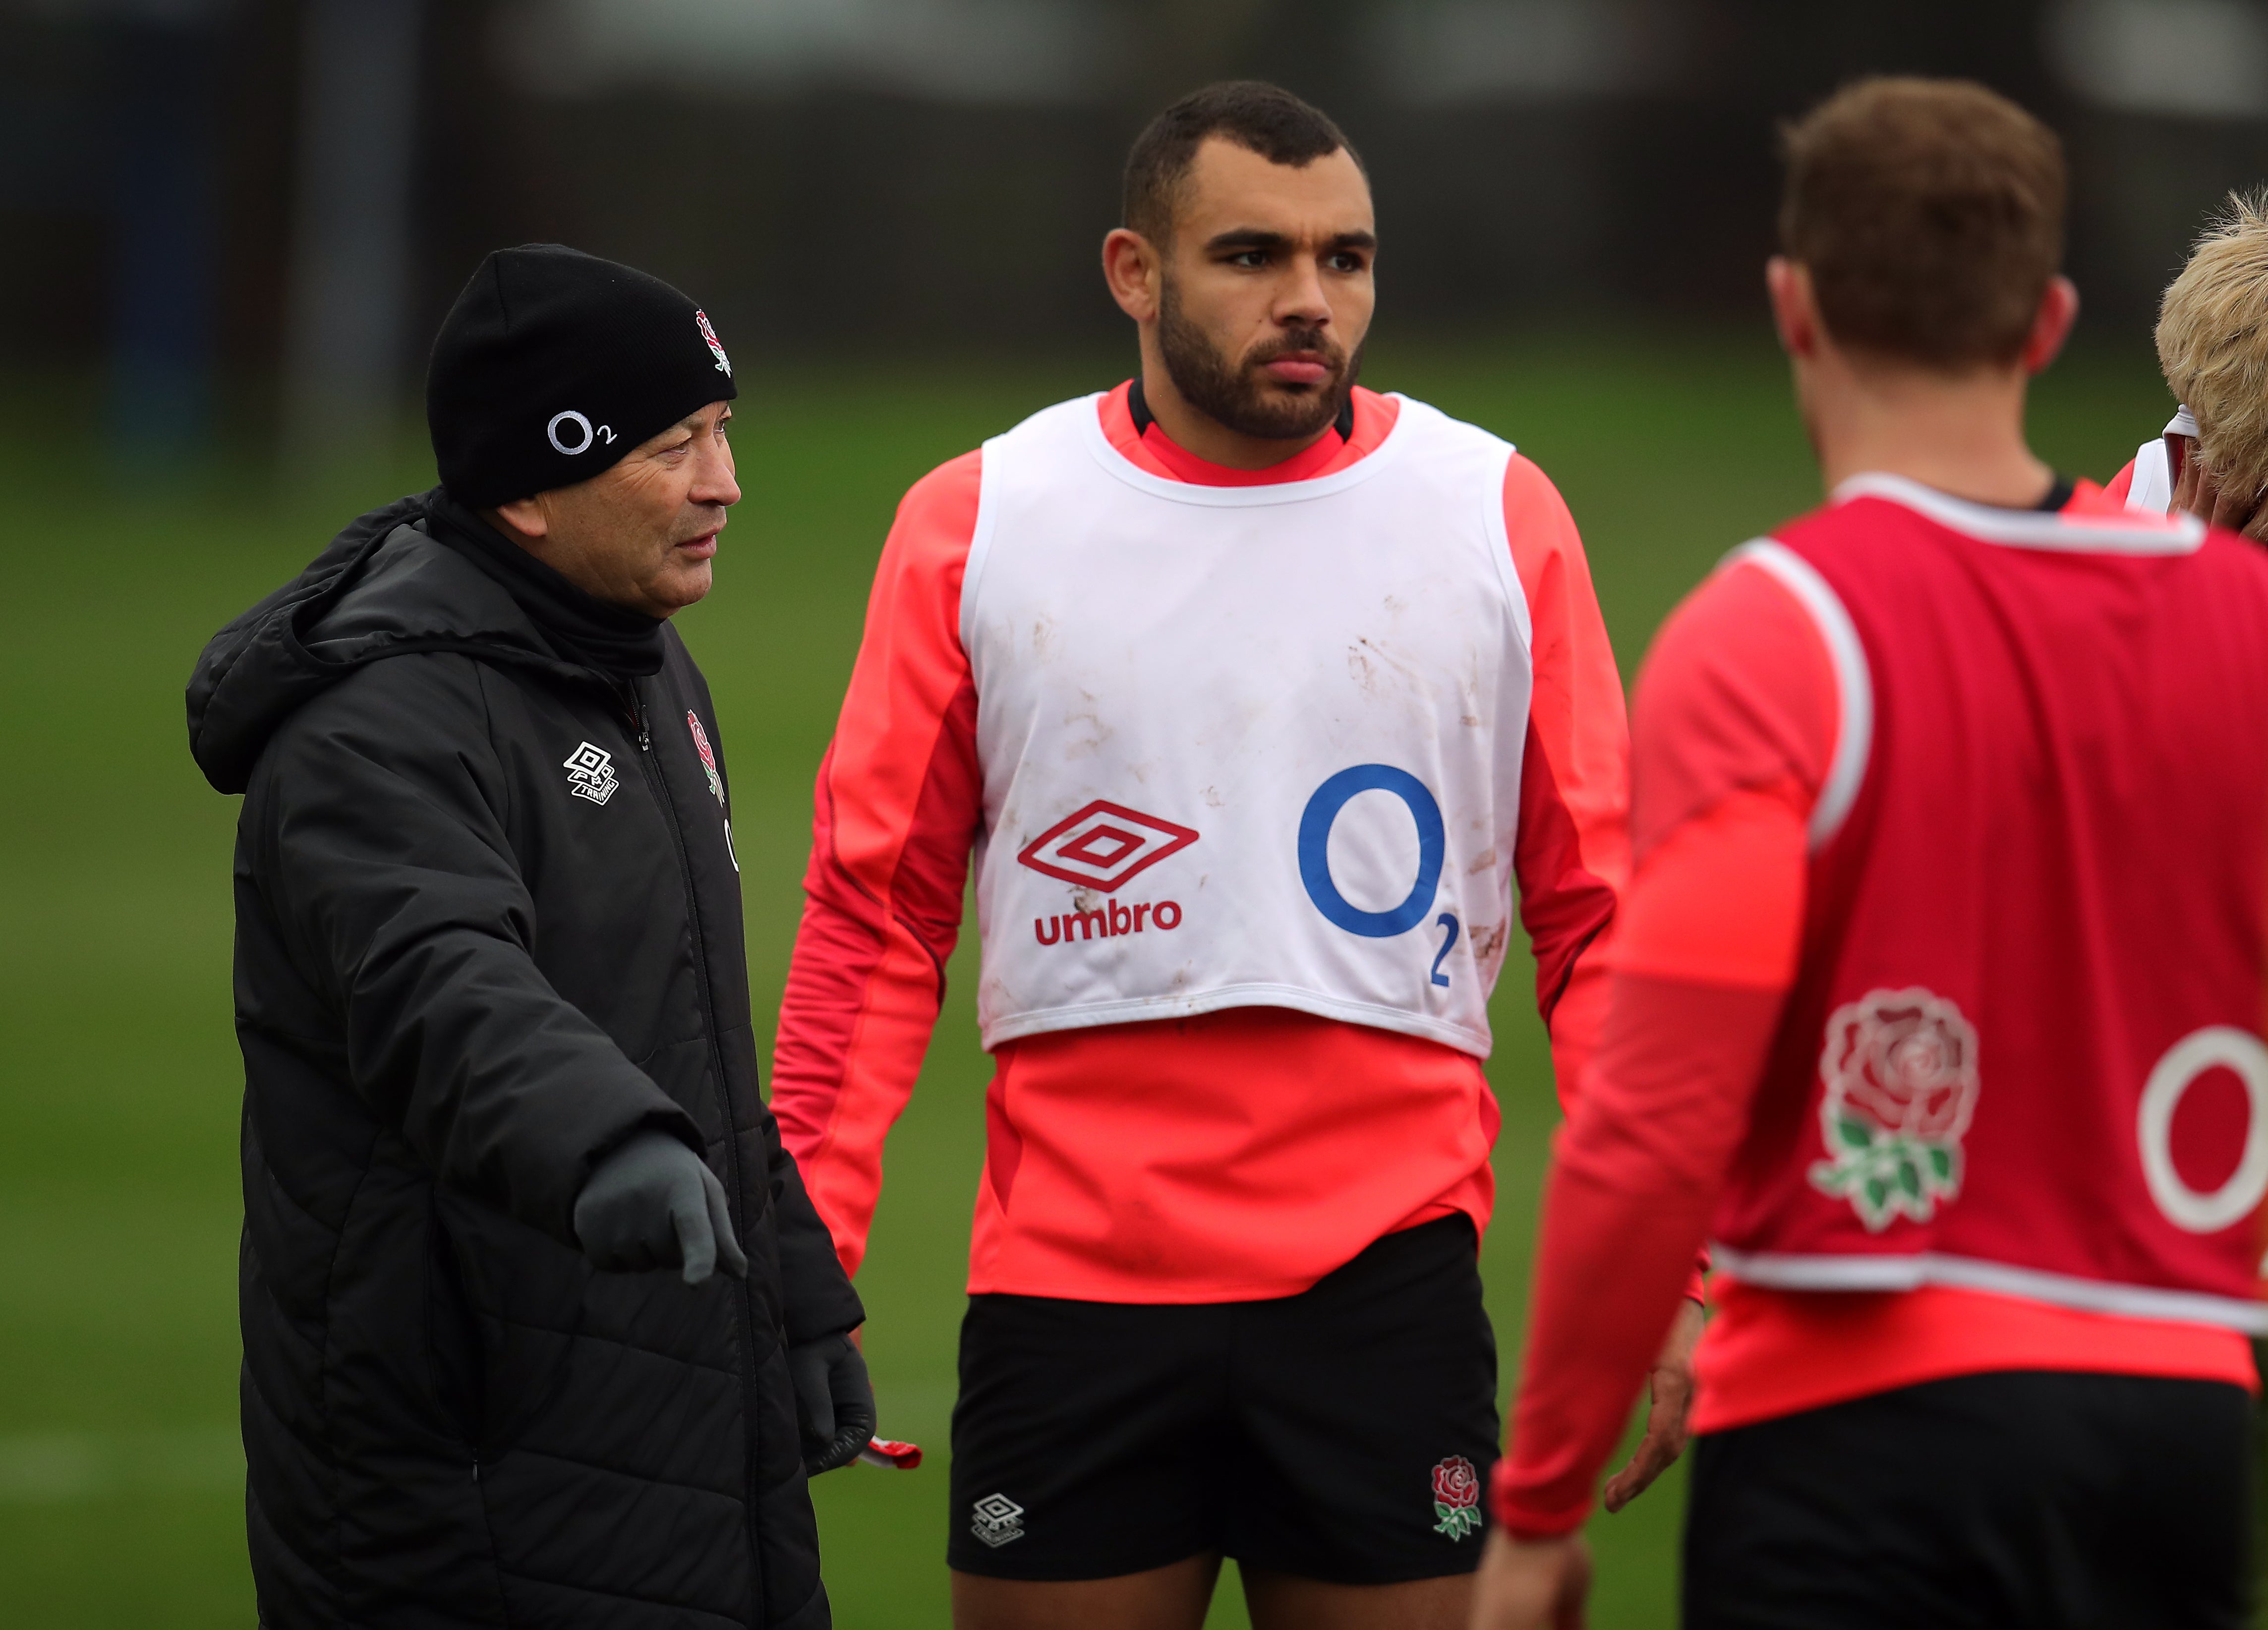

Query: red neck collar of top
[[1099, 380, 1398, 487]]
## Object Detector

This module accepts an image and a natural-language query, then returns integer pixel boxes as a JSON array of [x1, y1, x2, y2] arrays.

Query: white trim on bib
[[1711, 1242, 2268, 1333]]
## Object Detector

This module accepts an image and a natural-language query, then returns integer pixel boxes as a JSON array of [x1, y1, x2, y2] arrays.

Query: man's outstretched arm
[[255, 656, 707, 1247]]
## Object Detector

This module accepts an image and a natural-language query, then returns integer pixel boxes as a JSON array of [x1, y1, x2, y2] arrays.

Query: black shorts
[[945, 1215, 1500, 1583], [1684, 1369, 2257, 1630]]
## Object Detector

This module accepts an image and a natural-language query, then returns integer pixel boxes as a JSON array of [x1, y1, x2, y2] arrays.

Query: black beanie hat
[[426, 244, 739, 508]]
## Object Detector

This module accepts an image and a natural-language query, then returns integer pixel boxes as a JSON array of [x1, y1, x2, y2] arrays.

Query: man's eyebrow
[[1202, 227, 1377, 253], [1204, 228, 1291, 253]]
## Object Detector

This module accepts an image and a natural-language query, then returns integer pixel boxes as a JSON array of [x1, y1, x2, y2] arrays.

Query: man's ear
[[1102, 227, 1163, 324], [491, 496, 550, 541], [2021, 275, 2080, 375], [1766, 257, 1820, 360]]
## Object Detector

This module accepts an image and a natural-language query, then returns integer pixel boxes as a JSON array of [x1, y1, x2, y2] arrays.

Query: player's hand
[[1600, 1297, 1703, 1513], [2173, 435, 2207, 518], [1469, 1528, 1591, 1630], [2173, 439, 2268, 540]]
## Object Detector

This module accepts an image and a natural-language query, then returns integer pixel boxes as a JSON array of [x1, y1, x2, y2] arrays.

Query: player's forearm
[[1506, 456, 1630, 1054], [1497, 786, 1806, 1532], [769, 725, 973, 1276], [771, 883, 894, 1150], [1514, 706, 1626, 1077], [1541, 947, 1609, 1113], [1494, 971, 1786, 1534], [1492, 1156, 1715, 1535], [770, 883, 952, 1277]]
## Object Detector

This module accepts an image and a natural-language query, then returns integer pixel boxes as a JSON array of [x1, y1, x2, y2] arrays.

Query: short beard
[[1157, 275, 1360, 441]]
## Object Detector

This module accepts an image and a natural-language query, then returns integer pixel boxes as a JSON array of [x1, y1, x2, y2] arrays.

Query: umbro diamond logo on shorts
[[970, 1492, 1026, 1548], [562, 741, 620, 806], [1016, 800, 1197, 892]]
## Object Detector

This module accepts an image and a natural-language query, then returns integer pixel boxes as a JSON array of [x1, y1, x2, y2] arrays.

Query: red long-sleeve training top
[[1490, 483, 2257, 1537], [769, 383, 1632, 1302]]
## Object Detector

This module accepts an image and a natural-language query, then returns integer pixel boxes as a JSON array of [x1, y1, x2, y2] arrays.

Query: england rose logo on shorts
[[1430, 1455, 1482, 1541], [1808, 987, 1980, 1231]]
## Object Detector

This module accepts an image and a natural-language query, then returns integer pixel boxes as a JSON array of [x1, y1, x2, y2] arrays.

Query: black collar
[[1127, 376, 1356, 446], [424, 490, 666, 678]]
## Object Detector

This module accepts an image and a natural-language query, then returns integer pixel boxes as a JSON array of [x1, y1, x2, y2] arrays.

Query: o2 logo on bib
[[2138, 1027, 2268, 1236], [1298, 764, 1460, 988]]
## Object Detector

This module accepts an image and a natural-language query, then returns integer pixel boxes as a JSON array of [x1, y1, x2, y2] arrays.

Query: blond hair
[[2157, 193, 2268, 503]]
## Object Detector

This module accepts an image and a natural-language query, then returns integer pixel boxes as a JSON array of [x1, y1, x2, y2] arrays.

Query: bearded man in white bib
[[770, 81, 1697, 1630]]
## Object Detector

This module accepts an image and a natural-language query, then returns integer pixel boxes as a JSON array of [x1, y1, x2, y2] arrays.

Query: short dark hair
[[1122, 81, 1362, 244], [1779, 77, 2066, 369]]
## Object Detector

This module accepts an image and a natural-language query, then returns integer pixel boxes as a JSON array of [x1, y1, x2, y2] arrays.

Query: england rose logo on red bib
[[1430, 1455, 1482, 1540], [1809, 988, 1980, 1231]]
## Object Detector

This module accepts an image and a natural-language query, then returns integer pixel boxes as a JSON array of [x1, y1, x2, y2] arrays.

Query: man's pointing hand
[[574, 1130, 751, 1285]]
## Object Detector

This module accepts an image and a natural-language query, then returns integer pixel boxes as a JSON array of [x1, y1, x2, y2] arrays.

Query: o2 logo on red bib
[[2139, 1028, 2268, 1235], [1298, 765, 1459, 988]]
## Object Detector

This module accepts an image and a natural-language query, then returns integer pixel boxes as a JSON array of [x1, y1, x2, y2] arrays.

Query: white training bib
[[959, 392, 1533, 1057]]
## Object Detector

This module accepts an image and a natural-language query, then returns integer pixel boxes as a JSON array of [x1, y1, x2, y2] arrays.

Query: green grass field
[[0, 331, 2192, 1626]]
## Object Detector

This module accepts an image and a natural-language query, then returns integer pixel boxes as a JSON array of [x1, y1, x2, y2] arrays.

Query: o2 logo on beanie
[[546, 410, 617, 457], [695, 309, 732, 378]]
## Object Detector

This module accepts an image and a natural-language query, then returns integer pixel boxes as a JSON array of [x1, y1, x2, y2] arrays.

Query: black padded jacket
[[186, 492, 861, 1629]]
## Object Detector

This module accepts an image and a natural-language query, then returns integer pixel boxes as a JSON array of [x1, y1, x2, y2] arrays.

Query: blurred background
[[10, 0, 2268, 457], [3, 1, 2265, 1625]]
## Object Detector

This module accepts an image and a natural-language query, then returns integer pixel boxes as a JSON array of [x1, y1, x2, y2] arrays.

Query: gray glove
[[572, 1130, 749, 1285], [789, 1331, 875, 1473]]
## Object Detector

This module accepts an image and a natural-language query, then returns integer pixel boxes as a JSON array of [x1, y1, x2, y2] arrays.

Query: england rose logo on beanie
[[695, 310, 732, 378], [1430, 1455, 1482, 1540], [1808, 987, 1980, 1231]]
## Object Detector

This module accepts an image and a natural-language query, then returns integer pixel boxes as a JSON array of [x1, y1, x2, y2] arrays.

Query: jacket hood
[[187, 489, 594, 795]]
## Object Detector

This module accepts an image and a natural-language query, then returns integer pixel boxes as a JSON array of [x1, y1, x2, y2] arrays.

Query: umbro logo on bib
[[1017, 800, 1197, 891], [1021, 800, 1195, 951]]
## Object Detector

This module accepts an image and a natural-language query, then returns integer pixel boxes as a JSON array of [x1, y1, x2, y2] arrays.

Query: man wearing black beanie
[[185, 246, 869, 1630]]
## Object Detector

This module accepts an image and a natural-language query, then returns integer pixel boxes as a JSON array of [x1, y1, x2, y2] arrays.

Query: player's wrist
[[1487, 1455, 1591, 1540]]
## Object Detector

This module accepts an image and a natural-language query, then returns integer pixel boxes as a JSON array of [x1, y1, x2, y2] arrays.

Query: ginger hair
[[1780, 77, 2065, 369]]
